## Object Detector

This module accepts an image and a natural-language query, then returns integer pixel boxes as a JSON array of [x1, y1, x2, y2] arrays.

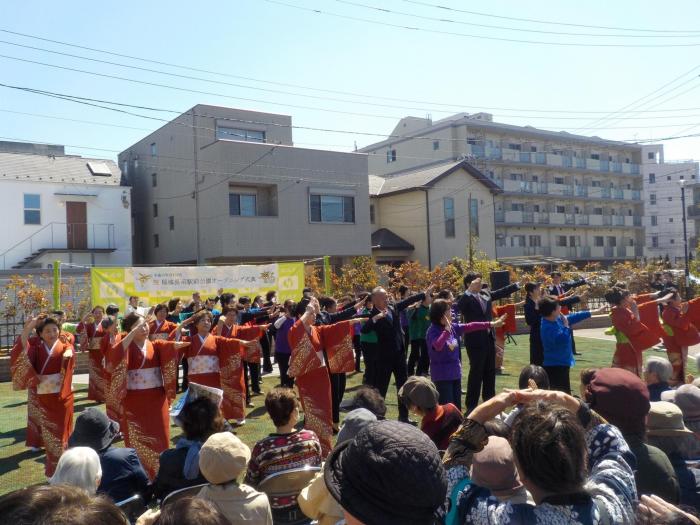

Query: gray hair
[[50, 446, 102, 494], [644, 356, 673, 383]]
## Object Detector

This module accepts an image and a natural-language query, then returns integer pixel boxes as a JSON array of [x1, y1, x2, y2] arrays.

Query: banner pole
[[53, 260, 61, 310], [323, 256, 332, 295]]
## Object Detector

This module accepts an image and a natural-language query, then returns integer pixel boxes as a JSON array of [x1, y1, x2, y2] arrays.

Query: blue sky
[[0, 0, 699, 162]]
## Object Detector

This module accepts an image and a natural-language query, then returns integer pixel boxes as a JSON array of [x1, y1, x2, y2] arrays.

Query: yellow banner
[[90, 263, 305, 311]]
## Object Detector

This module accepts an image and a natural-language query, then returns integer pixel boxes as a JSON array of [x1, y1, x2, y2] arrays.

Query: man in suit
[[361, 285, 433, 422], [547, 271, 587, 356], [457, 272, 520, 414]]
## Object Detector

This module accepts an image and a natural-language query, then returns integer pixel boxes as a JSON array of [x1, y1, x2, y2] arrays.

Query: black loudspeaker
[[490, 270, 510, 291]]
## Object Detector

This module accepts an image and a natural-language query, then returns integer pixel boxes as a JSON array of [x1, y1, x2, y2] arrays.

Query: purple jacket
[[426, 321, 491, 381], [275, 317, 295, 355]]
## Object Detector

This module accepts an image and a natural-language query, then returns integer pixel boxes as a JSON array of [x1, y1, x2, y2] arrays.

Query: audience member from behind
[[498, 365, 550, 427], [49, 446, 102, 494], [0, 484, 128, 525], [470, 436, 533, 505], [197, 432, 272, 525], [662, 383, 700, 459], [443, 388, 638, 524], [137, 496, 232, 525], [399, 375, 463, 450], [153, 397, 225, 500], [646, 401, 700, 508], [585, 367, 680, 503], [245, 388, 322, 511], [340, 385, 387, 419], [298, 408, 377, 525], [644, 356, 674, 401], [68, 407, 149, 502], [325, 420, 447, 525]]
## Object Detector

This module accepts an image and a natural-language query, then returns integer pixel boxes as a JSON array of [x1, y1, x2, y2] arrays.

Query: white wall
[[0, 180, 132, 269]]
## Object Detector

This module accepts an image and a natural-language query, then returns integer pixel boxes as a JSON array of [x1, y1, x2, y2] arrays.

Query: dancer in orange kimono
[[106, 312, 188, 479], [77, 306, 106, 401], [148, 304, 178, 341], [11, 315, 76, 476], [173, 309, 259, 423], [605, 287, 670, 377], [100, 316, 122, 422], [493, 302, 520, 372], [661, 290, 700, 385], [287, 297, 362, 456]]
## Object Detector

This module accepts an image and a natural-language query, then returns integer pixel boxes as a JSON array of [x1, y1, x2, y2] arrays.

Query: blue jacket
[[540, 311, 590, 367]]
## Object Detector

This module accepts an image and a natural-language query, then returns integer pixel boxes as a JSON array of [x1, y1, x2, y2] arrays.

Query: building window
[[594, 236, 604, 247], [593, 207, 603, 215], [153, 203, 158, 218], [169, 216, 174, 231], [670, 239, 675, 244], [229, 193, 258, 217], [467, 138, 477, 145], [510, 235, 525, 247], [608, 155, 613, 161], [648, 173, 655, 184], [651, 215, 658, 226], [153, 234, 159, 248], [216, 126, 266, 143], [556, 236, 567, 247], [508, 143, 521, 151], [530, 146, 537, 152], [533, 204, 540, 212], [556, 205, 565, 213], [680, 174, 685, 180], [511, 203, 524, 211], [152, 173, 157, 187], [569, 235, 580, 247], [648, 152, 655, 160], [607, 236, 617, 247], [529, 235, 541, 247], [650, 194, 656, 205], [370, 204, 375, 224], [443, 197, 455, 238], [310, 194, 355, 223], [591, 153, 600, 160], [668, 196, 673, 202], [469, 198, 479, 236], [150, 142, 157, 156], [386, 149, 397, 163], [592, 180, 601, 187], [669, 217, 674, 223], [433, 141, 440, 151], [23, 194, 41, 225], [667, 175, 672, 181], [554, 177, 564, 185], [651, 236, 658, 248]]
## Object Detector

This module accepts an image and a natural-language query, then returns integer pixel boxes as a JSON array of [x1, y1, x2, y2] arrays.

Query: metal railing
[[1, 222, 116, 269]]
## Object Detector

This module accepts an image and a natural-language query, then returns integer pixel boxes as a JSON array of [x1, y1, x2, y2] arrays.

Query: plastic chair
[[160, 482, 209, 507], [258, 466, 321, 525], [115, 494, 146, 524]]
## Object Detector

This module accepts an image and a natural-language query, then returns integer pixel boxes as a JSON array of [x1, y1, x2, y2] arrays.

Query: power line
[[398, 0, 700, 34], [263, 0, 700, 47], [336, 0, 700, 39]]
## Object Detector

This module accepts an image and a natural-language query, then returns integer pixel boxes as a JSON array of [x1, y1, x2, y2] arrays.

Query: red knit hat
[[586, 368, 650, 436]]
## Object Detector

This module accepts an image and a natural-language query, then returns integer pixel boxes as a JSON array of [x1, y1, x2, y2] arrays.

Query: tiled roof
[[0, 152, 122, 186]]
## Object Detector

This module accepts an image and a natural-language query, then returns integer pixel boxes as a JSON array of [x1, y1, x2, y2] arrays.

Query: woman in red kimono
[[77, 306, 106, 402], [106, 312, 188, 479], [11, 315, 76, 476], [100, 316, 122, 422], [173, 309, 259, 424], [148, 303, 178, 341], [287, 297, 363, 456], [661, 290, 700, 385], [605, 287, 669, 377]]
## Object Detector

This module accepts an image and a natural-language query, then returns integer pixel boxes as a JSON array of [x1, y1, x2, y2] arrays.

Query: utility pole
[[468, 192, 474, 267], [681, 180, 691, 293], [192, 109, 203, 265]]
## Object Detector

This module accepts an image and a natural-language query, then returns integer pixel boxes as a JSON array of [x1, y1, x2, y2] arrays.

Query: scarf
[[176, 438, 203, 480]]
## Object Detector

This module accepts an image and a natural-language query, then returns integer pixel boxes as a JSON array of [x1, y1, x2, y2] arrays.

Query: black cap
[[324, 420, 447, 525], [68, 408, 120, 452]]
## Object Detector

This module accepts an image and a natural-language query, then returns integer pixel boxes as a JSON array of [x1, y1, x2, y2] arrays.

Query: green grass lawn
[[0, 334, 616, 495]]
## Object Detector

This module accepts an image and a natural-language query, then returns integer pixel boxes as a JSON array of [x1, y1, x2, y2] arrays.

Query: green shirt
[[408, 304, 431, 341], [358, 308, 378, 344]]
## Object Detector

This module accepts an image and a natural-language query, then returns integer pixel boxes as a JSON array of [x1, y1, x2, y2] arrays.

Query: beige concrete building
[[361, 113, 652, 266], [369, 160, 500, 268], [119, 105, 370, 265]]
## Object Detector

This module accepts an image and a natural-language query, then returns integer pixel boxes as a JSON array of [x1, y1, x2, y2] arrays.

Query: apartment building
[[119, 105, 370, 265], [361, 113, 658, 266], [641, 144, 699, 264]]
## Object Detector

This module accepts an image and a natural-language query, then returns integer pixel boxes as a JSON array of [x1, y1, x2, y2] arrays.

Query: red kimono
[[493, 304, 517, 370], [661, 305, 700, 384], [77, 321, 106, 402], [149, 319, 177, 341], [609, 304, 660, 377], [11, 337, 75, 476], [180, 333, 247, 421], [101, 332, 123, 422], [106, 338, 180, 479], [288, 319, 354, 456]]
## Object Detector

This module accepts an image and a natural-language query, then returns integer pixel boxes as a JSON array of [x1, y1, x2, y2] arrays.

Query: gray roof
[[370, 160, 501, 196], [0, 151, 122, 186], [371, 228, 415, 251]]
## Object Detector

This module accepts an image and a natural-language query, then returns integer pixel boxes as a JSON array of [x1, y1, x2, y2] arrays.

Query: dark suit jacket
[[361, 293, 425, 356], [457, 283, 519, 348], [547, 278, 586, 297], [97, 446, 150, 503]]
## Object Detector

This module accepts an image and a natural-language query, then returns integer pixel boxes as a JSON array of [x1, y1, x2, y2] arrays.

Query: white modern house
[[0, 141, 132, 270]]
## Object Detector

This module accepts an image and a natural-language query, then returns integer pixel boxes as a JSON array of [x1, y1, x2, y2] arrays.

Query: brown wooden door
[[66, 202, 87, 249]]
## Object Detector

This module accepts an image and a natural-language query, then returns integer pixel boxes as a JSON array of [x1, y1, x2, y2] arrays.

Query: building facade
[[119, 105, 370, 265], [0, 142, 132, 270], [360, 113, 668, 266]]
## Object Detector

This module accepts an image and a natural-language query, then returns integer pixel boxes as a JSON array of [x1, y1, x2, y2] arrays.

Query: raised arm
[[395, 292, 426, 313], [490, 282, 520, 301]]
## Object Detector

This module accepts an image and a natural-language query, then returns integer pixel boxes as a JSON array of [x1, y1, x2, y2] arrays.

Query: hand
[[561, 314, 569, 328], [442, 314, 452, 328], [491, 314, 507, 328], [469, 390, 519, 424], [682, 302, 690, 314], [372, 311, 386, 322], [136, 509, 160, 525], [592, 305, 608, 315], [527, 378, 538, 389], [350, 318, 365, 326], [425, 284, 436, 295], [309, 297, 321, 315], [513, 389, 581, 413], [63, 348, 74, 359], [24, 317, 38, 330], [687, 374, 695, 384], [658, 293, 674, 304], [638, 494, 700, 525], [217, 288, 224, 296], [180, 316, 195, 327]]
